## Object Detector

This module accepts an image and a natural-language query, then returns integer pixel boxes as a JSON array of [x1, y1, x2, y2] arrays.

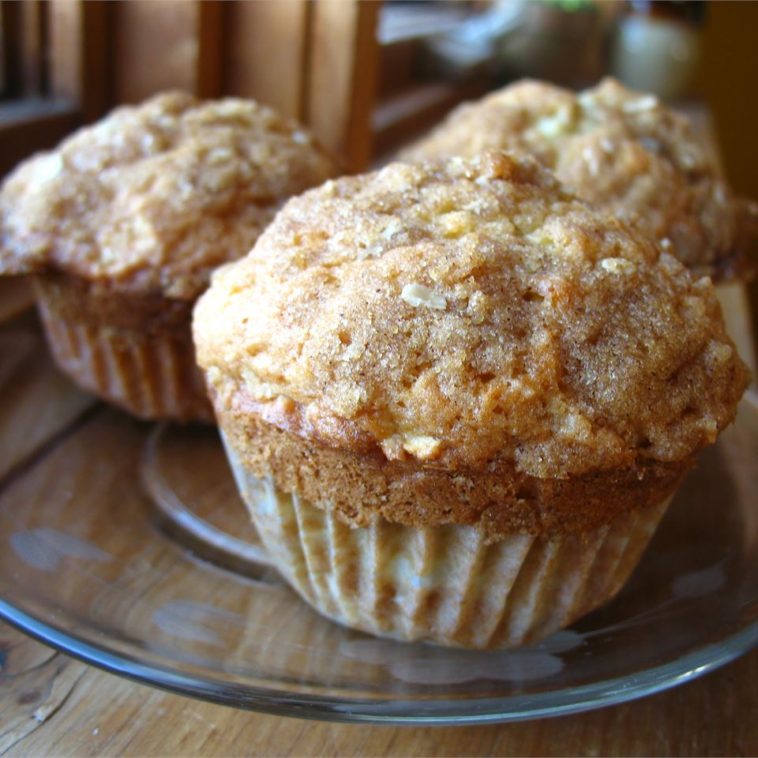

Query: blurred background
[[0, 0, 755, 201]]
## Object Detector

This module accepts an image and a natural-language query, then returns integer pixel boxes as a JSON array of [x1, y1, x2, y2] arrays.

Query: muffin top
[[194, 152, 748, 481], [401, 78, 754, 279], [0, 91, 336, 299]]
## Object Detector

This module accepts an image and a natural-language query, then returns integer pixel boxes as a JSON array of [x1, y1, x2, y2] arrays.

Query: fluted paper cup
[[34, 279, 213, 422], [222, 437, 671, 649]]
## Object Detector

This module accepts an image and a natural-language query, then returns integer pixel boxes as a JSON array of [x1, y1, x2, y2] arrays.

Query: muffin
[[0, 91, 336, 422], [194, 152, 748, 648], [401, 78, 756, 280]]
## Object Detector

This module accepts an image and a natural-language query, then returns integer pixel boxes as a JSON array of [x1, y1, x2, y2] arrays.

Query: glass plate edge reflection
[[0, 598, 755, 725]]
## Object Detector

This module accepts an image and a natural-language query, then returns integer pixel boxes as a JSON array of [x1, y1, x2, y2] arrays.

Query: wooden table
[[0, 621, 754, 757]]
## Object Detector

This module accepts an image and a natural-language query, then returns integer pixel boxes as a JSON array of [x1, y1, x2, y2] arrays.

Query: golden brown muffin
[[0, 91, 336, 421], [194, 152, 748, 647], [401, 78, 756, 280]]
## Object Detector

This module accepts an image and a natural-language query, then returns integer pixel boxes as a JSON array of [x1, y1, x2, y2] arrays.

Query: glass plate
[[0, 395, 756, 725]]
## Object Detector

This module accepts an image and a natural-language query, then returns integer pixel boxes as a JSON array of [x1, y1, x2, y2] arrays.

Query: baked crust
[[37, 271, 193, 336], [195, 152, 749, 484], [0, 91, 336, 298], [401, 78, 755, 279], [217, 389, 689, 539], [34, 274, 213, 421]]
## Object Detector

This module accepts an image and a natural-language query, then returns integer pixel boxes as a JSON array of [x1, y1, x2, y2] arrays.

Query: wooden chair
[[0, 0, 379, 175]]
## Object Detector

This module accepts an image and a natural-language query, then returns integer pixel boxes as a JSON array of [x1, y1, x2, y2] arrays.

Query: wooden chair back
[[1, 0, 379, 174]]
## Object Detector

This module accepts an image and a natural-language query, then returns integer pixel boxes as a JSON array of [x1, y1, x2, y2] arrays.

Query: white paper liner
[[223, 439, 672, 649], [35, 290, 212, 422]]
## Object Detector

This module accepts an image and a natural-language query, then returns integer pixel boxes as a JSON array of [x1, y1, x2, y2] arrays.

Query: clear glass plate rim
[[1, 597, 755, 725]]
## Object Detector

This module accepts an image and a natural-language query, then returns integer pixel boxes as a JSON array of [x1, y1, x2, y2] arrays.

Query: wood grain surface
[[0, 621, 755, 757]]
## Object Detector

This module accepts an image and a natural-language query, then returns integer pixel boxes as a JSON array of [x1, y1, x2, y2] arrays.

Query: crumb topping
[[401, 78, 749, 277], [0, 91, 336, 298], [194, 152, 748, 478]]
